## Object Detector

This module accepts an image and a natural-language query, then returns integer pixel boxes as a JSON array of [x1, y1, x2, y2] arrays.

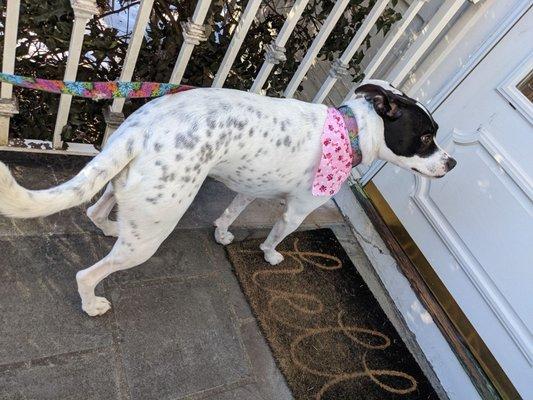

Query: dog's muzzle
[[445, 157, 457, 171]]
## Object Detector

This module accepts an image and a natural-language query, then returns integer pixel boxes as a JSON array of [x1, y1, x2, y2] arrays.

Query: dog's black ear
[[355, 84, 403, 121]]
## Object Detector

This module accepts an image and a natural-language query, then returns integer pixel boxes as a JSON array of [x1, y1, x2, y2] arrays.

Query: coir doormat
[[226, 228, 439, 400]]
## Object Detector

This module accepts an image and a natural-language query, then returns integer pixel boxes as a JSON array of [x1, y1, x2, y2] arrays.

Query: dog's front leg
[[260, 195, 329, 265], [214, 193, 255, 245]]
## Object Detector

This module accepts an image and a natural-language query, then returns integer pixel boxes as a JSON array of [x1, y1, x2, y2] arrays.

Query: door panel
[[373, 7, 533, 397]]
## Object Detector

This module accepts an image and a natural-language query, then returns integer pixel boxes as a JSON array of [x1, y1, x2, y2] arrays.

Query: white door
[[372, 7, 533, 398]]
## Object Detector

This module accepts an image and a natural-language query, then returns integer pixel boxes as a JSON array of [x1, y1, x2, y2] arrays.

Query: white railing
[[0, 0, 479, 159], [250, 0, 309, 93], [102, 0, 155, 144], [0, 0, 20, 147]]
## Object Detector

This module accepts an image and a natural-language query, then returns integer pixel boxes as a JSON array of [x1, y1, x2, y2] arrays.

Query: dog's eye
[[420, 134, 432, 146]]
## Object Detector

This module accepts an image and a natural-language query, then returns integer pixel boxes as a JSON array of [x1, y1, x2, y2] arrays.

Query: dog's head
[[348, 80, 456, 178]]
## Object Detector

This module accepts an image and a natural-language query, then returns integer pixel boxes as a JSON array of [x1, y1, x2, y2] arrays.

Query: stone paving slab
[[0, 233, 113, 365], [205, 232, 256, 322], [104, 229, 218, 287], [239, 319, 293, 400], [109, 276, 250, 400], [0, 349, 119, 400], [201, 384, 265, 400]]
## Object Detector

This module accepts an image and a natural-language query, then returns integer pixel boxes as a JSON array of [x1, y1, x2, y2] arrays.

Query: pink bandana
[[312, 108, 354, 196]]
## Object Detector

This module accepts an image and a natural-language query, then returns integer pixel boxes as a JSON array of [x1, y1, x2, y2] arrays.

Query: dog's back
[[119, 88, 329, 199]]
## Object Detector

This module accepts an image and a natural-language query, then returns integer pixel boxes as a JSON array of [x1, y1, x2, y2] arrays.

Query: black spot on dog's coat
[[126, 138, 135, 157], [143, 132, 150, 148]]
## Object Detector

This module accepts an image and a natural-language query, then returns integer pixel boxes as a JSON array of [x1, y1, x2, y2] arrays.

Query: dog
[[0, 80, 456, 316]]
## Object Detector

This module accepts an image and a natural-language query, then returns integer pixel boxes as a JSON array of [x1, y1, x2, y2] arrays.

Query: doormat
[[226, 228, 439, 400]]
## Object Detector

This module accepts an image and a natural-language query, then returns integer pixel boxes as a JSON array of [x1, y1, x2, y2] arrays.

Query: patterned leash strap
[[0, 72, 196, 99]]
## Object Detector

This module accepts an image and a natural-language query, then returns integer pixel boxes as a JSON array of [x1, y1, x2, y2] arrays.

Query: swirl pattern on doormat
[[227, 229, 438, 400]]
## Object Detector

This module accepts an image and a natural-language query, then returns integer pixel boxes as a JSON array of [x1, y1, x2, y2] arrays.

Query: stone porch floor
[[0, 152, 442, 400], [0, 152, 346, 400]]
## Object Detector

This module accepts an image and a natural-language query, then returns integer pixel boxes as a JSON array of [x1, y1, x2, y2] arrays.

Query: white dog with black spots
[[0, 80, 456, 316]]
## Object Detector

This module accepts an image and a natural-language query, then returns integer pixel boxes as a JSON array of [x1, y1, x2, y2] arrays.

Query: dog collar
[[337, 105, 362, 166]]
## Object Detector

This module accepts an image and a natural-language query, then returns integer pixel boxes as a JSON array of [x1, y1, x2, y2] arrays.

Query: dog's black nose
[[446, 157, 457, 171]]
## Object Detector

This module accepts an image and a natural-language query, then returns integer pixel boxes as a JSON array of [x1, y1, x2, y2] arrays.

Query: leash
[[0, 72, 195, 99]]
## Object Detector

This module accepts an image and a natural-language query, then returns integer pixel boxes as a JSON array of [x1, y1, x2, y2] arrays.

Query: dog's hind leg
[[260, 194, 330, 265], [76, 217, 181, 316], [214, 193, 255, 245], [87, 183, 118, 237], [76, 180, 205, 316]]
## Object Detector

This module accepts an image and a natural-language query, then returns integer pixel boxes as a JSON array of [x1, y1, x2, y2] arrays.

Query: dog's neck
[[337, 105, 362, 166]]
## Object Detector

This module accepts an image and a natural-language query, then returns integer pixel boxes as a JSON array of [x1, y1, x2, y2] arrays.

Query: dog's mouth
[[411, 168, 445, 179]]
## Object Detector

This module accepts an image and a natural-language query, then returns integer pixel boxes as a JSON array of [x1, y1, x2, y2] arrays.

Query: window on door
[[497, 56, 533, 124], [517, 70, 533, 102]]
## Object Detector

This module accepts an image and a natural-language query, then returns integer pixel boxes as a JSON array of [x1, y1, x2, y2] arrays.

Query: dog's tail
[[0, 132, 139, 218]]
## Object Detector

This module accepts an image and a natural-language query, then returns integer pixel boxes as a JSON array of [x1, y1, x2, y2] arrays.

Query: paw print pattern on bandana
[[312, 108, 353, 196]]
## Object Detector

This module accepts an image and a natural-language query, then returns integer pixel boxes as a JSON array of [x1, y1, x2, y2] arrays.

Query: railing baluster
[[52, 0, 98, 149], [389, 0, 467, 87], [343, 0, 428, 102], [0, 0, 21, 146], [312, 0, 389, 103], [102, 0, 155, 145], [169, 0, 211, 84], [283, 0, 350, 98], [250, 0, 310, 93], [212, 0, 262, 88]]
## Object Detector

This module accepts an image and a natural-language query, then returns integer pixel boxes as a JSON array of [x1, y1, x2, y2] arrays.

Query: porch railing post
[[0, 0, 21, 146], [343, 0, 428, 102], [283, 0, 350, 98], [102, 0, 155, 145], [388, 0, 468, 87], [52, 0, 99, 149], [169, 0, 211, 84], [250, 0, 310, 93], [212, 0, 262, 88], [312, 0, 390, 103]]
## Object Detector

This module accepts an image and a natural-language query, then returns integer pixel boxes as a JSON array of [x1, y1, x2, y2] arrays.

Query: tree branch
[[95, 1, 141, 20]]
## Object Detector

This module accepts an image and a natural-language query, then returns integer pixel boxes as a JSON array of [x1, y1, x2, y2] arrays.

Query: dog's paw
[[214, 228, 234, 245], [264, 250, 284, 265], [82, 296, 111, 316]]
